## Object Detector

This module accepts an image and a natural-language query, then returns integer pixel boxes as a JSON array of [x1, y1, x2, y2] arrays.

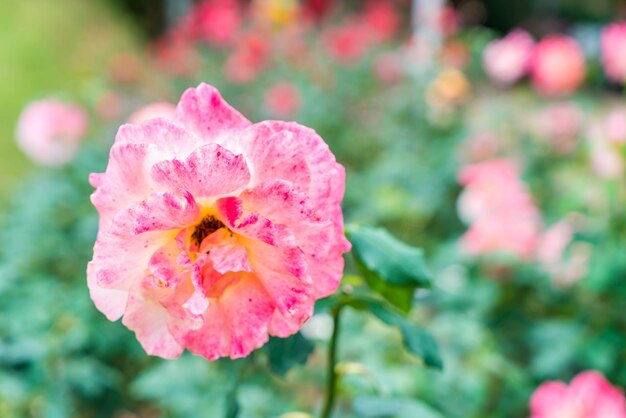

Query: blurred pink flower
[[128, 102, 177, 125], [303, 0, 334, 21], [534, 102, 583, 154], [16, 99, 88, 166], [604, 107, 626, 144], [530, 35, 586, 96], [483, 29, 534, 86], [537, 220, 573, 268], [181, 0, 241, 46], [460, 131, 500, 163], [601, 22, 626, 84], [439, 6, 459, 37], [323, 18, 372, 63], [537, 219, 591, 287], [529, 370, 626, 418], [88, 83, 350, 360], [373, 51, 404, 84], [362, 0, 399, 42], [224, 33, 270, 83], [153, 34, 201, 77], [458, 159, 541, 259], [264, 82, 301, 117], [588, 122, 624, 179]]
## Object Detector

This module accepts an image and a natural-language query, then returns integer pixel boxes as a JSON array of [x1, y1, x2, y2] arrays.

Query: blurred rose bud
[[530, 35, 586, 96], [601, 22, 626, 84], [483, 29, 534, 86], [16, 99, 88, 166]]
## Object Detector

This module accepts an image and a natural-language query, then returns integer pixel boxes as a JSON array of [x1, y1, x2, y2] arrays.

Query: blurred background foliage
[[2, 0, 626, 417]]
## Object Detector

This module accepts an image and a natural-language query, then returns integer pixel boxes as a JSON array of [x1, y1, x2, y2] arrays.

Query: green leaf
[[346, 296, 443, 370], [347, 225, 432, 312], [264, 332, 315, 376]]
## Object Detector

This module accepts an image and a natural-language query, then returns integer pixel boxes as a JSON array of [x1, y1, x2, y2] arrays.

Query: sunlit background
[[2, 0, 626, 417]]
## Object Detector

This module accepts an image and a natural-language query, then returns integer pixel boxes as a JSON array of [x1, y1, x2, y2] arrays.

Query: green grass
[[0, 0, 141, 193]]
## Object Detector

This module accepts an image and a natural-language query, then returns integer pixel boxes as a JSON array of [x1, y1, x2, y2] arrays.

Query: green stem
[[319, 303, 344, 418]]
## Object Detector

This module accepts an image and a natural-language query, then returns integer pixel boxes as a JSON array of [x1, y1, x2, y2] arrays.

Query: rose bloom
[[601, 22, 626, 84], [88, 83, 350, 359], [458, 159, 541, 259], [530, 35, 586, 96], [483, 29, 534, 86], [529, 371, 626, 418], [16, 99, 88, 166], [264, 82, 301, 117], [128, 102, 177, 125]]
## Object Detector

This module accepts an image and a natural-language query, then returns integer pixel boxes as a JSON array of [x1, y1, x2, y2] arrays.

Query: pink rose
[[458, 159, 541, 259], [15, 99, 88, 166], [88, 83, 350, 360], [530, 35, 586, 96], [529, 371, 626, 418], [128, 102, 177, 125], [483, 29, 534, 86], [601, 22, 626, 84], [264, 82, 301, 117]]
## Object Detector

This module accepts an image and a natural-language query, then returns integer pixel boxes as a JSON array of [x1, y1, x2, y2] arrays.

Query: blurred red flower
[[264, 82, 301, 117], [530, 35, 586, 96], [224, 33, 271, 83]]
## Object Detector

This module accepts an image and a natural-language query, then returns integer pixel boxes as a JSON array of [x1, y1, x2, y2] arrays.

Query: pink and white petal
[[177, 295, 232, 360], [116, 191, 200, 235], [529, 381, 569, 415], [209, 240, 253, 274], [86, 262, 129, 321], [114, 118, 199, 158], [268, 302, 314, 338], [122, 283, 184, 359], [151, 143, 251, 199], [219, 274, 275, 358], [215, 197, 281, 246], [90, 142, 160, 228], [239, 121, 346, 228], [174, 83, 251, 142], [89, 229, 170, 291], [236, 124, 310, 189], [245, 238, 311, 320]]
